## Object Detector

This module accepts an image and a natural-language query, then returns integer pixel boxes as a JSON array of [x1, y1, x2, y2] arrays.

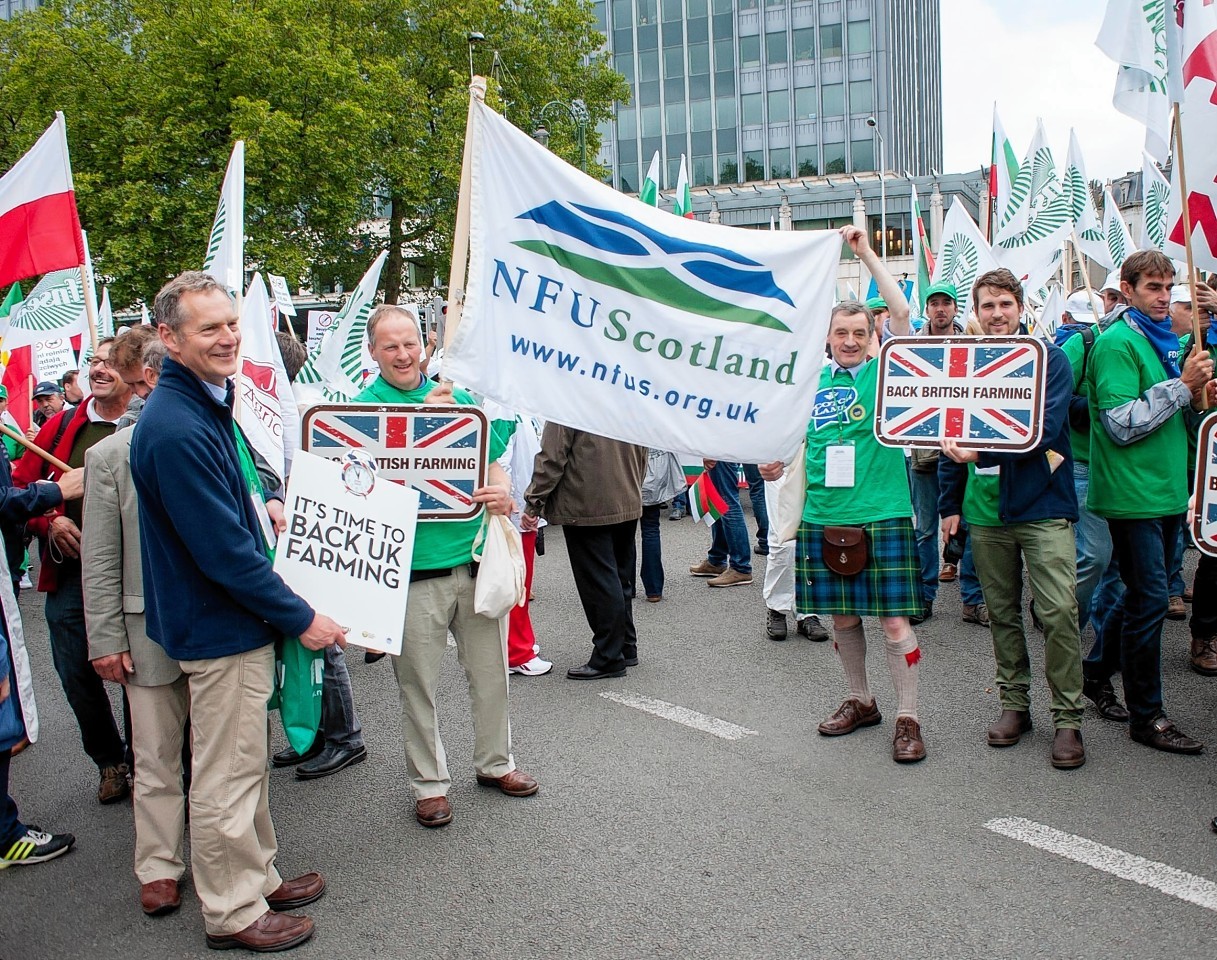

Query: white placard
[[273, 451, 419, 655], [306, 309, 337, 354], [35, 337, 78, 382], [268, 274, 298, 316]]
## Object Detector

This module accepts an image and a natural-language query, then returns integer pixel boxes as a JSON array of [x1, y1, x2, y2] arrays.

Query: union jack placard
[[301, 404, 489, 520], [1192, 416, 1217, 558], [874, 336, 1047, 452]]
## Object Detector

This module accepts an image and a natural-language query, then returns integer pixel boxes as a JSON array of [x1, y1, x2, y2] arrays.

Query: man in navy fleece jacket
[[131, 271, 347, 953]]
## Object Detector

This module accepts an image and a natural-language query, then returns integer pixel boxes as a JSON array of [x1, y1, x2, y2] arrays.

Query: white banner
[[2, 268, 88, 349], [268, 274, 297, 316], [237, 274, 298, 483], [306, 309, 337, 354], [273, 452, 418, 656], [34, 337, 77, 382], [444, 100, 838, 465]]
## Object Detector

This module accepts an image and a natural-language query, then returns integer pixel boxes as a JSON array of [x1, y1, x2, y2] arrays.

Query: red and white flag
[[0, 113, 86, 288], [687, 469, 728, 527], [1164, 0, 1217, 272]]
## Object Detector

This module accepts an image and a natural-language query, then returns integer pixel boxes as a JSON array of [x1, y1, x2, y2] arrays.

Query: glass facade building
[[0, 0, 42, 18], [594, 0, 942, 193]]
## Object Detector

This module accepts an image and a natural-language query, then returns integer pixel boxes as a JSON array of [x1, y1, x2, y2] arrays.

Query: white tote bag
[[472, 514, 528, 619], [775, 441, 807, 544]]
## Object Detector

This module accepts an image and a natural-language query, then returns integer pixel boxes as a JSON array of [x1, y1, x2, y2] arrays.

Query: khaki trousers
[[391, 566, 514, 800], [180, 645, 283, 935], [126, 676, 190, 884]]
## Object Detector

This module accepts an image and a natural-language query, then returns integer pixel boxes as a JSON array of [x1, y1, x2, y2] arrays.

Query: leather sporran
[[822, 525, 867, 576]]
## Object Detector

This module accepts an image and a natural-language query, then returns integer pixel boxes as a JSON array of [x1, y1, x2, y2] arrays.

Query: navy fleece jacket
[[130, 357, 313, 660], [938, 341, 1078, 525]]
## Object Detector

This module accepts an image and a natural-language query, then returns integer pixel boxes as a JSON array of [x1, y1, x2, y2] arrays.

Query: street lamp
[[467, 31, 485, 78], [866, 116, 887, 261], [533, 99, 589, 172]]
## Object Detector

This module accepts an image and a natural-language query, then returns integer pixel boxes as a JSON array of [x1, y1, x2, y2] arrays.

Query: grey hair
[[153, 271, 229, 333], [142, 339, 168, 375], [366, 303, 419, 347], [830, 299, 875, 337]]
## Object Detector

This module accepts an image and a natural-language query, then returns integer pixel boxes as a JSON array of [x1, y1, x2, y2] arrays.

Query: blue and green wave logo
[[512, 202, 795, 333]]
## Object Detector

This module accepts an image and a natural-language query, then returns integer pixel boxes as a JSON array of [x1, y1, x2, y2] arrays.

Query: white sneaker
[[509, 656, 553, 677], [18, 574, 31, 589]]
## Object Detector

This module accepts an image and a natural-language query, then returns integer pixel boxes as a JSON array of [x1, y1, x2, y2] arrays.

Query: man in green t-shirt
[[1083, 250, 1214, 755], [939, 268, 1085, 770], [353, 304, 537, 828]]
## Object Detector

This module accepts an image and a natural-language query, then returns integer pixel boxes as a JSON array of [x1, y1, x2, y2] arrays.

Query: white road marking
[[985, 816, 1217, 913], [599, 691, 758, 741]]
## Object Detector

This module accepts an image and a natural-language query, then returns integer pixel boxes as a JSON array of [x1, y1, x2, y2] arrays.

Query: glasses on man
[[88, 356, 113, 370]]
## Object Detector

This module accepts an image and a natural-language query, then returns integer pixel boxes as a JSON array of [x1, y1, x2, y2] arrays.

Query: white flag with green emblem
[[1140, 150, 1170, 250], [1064, 130, 1112, 268], [293, 250, 387, 403], [994, 121, 1071, 290], [674, 155, 693, 218], [1096, 0, 1172, 162], [0, 268, 88, 349], [931, 199, 1001, 321], [237, 273, 298, 483], [444, 100, 840, 464], [1101, 184, 1135, 268], [203, 141, 245, 293], [639, 151, 661, 206]]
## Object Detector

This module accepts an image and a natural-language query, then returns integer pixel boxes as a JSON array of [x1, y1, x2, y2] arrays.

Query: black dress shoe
[[910, 602, 933, 626], [272, 734, 324, 768], [1082, 679, 1130, 722], [567, 663, 627, 680], [623, 656, 640, 667], [296, 744, 368, 780], [1130, 714, 1204, 754], [364, 650, 387, 664]]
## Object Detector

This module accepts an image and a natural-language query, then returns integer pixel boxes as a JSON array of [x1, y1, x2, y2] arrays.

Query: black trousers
[[563, 520, 639, 671], [1191, 553, 1217, 640]]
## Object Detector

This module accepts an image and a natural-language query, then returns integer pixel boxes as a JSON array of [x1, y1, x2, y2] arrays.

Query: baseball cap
[[865, 296, 887, 312], [1100, 270, 1122, 294], [923, 281, 958, 303], [1064, 292, 1102, 322], [0, 385, 8, 400], [32, 381, 63, 398], [1171, 284, 1192, 304]]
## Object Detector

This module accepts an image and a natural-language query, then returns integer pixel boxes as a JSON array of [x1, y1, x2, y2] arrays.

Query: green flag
[[0, 284, 22, 322]]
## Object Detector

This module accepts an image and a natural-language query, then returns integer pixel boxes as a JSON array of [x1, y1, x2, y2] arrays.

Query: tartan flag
[[687, 469, 728, 527], [639, 151, 661, 206]]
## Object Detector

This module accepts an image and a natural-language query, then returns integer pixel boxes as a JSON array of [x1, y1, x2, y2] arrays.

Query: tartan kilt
[[795, 517, 922, 617]]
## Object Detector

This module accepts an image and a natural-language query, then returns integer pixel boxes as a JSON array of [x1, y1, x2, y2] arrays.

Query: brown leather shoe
[[1191, 635, 1217, 676], [818, 698, 882, 736], [139, 878, 181, 917], [475, 769, 539, 797], [987, 709, 1032, 746], [892, 717, 927, 763], [1167, 595, 1187, 620], [939, 563, 958, 582], [266, 871, 326, 911], [415, 796, 453, 828], [205, 910, 314, 952], [689, 560, 727, 577], [98, 763, 130, 805], [1051, 728, 1086, 769]]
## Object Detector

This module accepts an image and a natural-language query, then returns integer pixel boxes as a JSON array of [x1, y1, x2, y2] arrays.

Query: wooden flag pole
[[1172, 102, 1209, 409], [0, 423, 71, 473], [79, 230, 100, 356], [1069, 232, 1103, 324], [441, 75, 488, 383], [26, 374, 34, 428]]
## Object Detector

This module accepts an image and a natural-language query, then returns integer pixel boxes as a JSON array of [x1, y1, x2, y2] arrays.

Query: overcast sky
[[940, 0, 1147, 181]]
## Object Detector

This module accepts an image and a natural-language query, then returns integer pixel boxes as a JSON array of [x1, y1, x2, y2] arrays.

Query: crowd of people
[[1, 223, 1215, 951]]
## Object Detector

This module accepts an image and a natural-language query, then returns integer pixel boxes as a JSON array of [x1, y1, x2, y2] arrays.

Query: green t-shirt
[[802, 359, 913, 525], [962, 464, 1002, 526], [1061, 327, 1098, 465], [353, 375, 514, 570], [1086, 319, 1188, 518]]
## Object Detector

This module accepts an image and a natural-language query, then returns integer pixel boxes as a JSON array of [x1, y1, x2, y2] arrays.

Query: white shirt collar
[[201, 379, 230, 403], [829, 357, 867, 379], [85, 397, 124, 425]]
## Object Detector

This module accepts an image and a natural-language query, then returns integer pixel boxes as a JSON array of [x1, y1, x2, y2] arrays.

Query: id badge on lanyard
[[825, 441, 856, 488]]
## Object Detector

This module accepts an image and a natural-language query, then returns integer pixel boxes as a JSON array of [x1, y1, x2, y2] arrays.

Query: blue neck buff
[[1126, 306, 1181, 378]]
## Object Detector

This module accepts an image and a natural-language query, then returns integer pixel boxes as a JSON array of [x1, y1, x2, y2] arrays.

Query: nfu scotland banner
[[444, 101, 839, 464]]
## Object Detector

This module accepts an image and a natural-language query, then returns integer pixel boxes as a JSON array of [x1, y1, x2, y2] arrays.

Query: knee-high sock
[[885, 627, 921, 720], [833, 622, 871, 706]]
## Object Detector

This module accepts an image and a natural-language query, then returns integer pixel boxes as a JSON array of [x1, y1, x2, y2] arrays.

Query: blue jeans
[[1168, 518, 1185, 597], [909, 464, 940, 604], [1087, 555, 1124, 639], [1073, 462, 1113, 631], [742, 464, 769, 546], [960, 536, 984, 606], [1085, 515, 1181, 726], [706, 461, 751, 574], [0, 749, 22, 848], [321, 644, 363, 750], [639, 503, 664, 598]]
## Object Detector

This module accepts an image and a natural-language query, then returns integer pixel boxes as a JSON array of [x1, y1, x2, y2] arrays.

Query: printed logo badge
[[811, 386, 858, 430]]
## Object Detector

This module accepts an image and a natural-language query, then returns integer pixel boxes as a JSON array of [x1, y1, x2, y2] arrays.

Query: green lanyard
[[231, 423, 275, 559]]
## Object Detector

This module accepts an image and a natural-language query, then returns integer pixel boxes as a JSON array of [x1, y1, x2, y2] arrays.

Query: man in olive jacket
[[523, 427, 647, 680]]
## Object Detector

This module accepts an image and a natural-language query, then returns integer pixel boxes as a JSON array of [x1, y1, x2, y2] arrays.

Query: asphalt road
[[2, 513, 1216, 960]]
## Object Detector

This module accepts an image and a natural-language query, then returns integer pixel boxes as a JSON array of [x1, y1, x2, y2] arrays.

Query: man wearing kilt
[[761, 226, 925, 764]]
